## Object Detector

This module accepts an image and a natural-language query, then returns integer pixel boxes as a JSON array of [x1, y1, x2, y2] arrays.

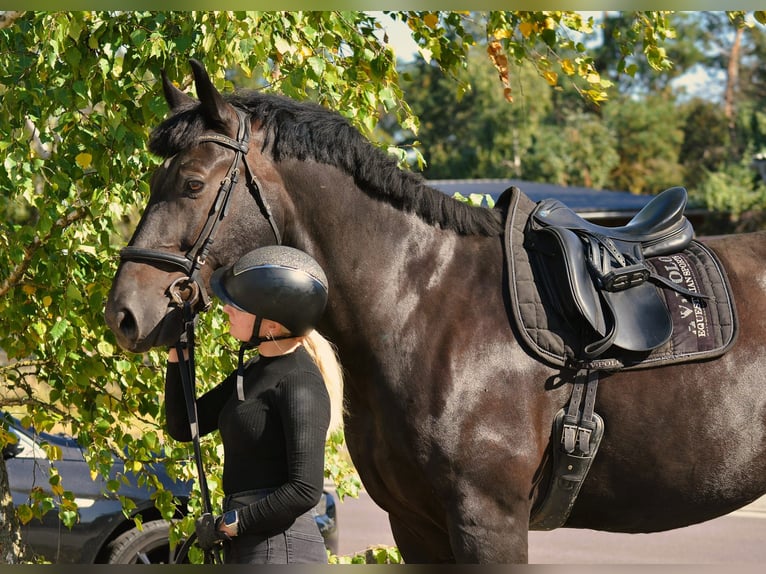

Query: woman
[[164, 245, 343, 563]]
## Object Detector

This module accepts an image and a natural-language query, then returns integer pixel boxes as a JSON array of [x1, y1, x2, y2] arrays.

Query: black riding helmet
[[210, 246, 328, 337]]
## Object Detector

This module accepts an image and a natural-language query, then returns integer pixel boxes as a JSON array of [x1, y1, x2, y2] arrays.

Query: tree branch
[[0, 208, 86, 298]]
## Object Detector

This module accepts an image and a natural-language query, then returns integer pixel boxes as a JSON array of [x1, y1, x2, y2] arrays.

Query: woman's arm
[[164, 350, 232, 441]]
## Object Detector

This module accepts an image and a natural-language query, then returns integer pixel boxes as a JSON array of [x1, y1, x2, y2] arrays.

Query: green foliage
[[324, 428, 362, 501], [1, 10, 414, 553], [523, 113, 619, 189], [398, 49, 552, 179], [679, 99, 731, 189], [603, 94, 686, 194], [690, 163, 766, 217], [330, 545, 403, 564], [453, 192, 496, 208]]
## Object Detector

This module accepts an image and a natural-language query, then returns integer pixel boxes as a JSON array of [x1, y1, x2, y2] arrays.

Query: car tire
[[105, 519, 176, 564]]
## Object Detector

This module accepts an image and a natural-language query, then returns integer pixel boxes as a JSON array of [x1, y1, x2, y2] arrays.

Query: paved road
[[333, 492, 766, 563]]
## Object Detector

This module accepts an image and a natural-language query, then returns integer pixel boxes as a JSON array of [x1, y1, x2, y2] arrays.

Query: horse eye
[[185, 180, 204, 195]]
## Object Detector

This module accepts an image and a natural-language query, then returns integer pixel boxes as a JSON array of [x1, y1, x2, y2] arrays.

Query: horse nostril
[[116, 308, 138, 342]]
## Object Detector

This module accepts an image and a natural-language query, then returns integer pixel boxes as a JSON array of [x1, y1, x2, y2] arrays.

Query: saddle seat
[[533, 186, 693, 256], [528, 187, 698, 360]]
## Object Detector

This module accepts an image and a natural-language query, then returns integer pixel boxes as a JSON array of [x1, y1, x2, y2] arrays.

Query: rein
[[174, 302, 221, 563]]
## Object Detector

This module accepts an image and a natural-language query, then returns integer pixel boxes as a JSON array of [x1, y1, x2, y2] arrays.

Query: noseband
[[120, 108, 282, 312]]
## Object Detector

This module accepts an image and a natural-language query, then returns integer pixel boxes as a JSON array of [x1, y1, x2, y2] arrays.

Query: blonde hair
[[301, 330, 345, 435]]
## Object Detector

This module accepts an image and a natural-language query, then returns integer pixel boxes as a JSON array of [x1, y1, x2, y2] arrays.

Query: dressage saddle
[[527, 186, 696, 359]]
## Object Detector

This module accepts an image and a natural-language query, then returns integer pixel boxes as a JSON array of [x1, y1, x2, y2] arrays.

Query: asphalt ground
[[334, 492, 766, 562]]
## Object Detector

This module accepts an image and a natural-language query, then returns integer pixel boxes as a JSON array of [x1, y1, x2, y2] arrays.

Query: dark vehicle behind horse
[[105, 59, 766, 563]]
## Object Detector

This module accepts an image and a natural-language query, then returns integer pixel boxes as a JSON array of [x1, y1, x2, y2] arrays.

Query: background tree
[[594, 12, 709, 95], [523, 112, 619, 188], [603, 93, 686, 195], [397, 50, 552, 179], [391, 11, 766, 211], [0, 10, 761, 562], [678, 99, 731, 190]]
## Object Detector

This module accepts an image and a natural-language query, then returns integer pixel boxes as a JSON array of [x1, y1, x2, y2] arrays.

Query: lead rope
[[174, 301, 222, 564]]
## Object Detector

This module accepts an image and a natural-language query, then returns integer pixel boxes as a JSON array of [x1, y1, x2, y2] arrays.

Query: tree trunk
[[724, 25, 743, 156], [0, 458, 27, 563]]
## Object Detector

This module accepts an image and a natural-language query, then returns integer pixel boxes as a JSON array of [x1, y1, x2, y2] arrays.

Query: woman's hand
[[218, 521, 237, 538]]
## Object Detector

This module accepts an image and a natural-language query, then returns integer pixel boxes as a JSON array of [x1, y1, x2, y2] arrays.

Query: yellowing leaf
[[42, 295, 52, 307], [17, 505, 34, 525], [493, 28, 512, 40], [75, 152, 92, 169], [274, 37, 293, 55], [22, 284, 37, 295], [542, 70, 558, 86], [561, 59, 575, 76], [586, 72, 601, 84], [97, 340, 114, 355], [519, 22, 535, 38], [424, 13, 439, 30]]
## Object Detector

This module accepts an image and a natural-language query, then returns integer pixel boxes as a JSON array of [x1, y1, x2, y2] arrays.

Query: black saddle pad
[[502, 187, 738, 371]]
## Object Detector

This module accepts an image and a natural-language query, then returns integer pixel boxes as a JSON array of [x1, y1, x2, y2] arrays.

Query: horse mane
[[148, 90, 504, 237]]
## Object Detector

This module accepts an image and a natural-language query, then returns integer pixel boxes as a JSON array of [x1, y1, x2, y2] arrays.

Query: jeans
[[222, 488, 328, 564]]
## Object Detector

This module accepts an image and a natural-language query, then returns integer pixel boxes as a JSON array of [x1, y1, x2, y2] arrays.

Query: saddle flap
[[601, 282, 673, 352], [534, 224, 673, 354], [531, 225, 607, 337]]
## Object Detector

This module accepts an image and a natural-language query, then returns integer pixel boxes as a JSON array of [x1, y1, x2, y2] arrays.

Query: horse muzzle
[[105, 264, 204, 353]]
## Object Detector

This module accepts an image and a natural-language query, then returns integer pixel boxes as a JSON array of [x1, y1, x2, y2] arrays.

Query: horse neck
[[277, 160, 480, 380]]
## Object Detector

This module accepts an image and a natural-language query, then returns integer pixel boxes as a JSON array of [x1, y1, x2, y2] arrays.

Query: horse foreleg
[[388, 511, 455, 563], [444, 491, 531, 563]]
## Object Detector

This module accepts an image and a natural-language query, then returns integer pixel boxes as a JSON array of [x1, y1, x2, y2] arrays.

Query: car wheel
[[105, 519, 176, 564]]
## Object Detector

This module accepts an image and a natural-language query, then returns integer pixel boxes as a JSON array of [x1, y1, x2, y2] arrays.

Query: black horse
[[105, 60, 766, 563]]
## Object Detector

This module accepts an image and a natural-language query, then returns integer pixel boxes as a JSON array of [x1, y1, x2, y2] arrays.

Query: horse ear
[[161, 69, 197, 111], [189, 58, 236, 131]]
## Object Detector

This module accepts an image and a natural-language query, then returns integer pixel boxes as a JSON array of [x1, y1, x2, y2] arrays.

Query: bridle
[[119, 107, 282, 312]]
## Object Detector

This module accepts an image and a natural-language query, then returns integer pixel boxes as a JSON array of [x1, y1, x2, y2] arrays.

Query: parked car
[[2, 414, 338, 563]]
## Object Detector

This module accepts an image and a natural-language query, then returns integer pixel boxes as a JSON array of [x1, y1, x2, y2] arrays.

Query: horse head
[[105, 60, 281, 352]]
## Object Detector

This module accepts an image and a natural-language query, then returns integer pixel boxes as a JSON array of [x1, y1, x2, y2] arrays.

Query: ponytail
[[302, 330, 345, 435]]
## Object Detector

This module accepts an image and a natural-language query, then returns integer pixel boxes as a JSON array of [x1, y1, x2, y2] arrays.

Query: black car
[[2, 414, 338, 563]]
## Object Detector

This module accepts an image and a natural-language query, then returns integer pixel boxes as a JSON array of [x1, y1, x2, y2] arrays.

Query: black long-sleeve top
[[165, 346, 330, 535]]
